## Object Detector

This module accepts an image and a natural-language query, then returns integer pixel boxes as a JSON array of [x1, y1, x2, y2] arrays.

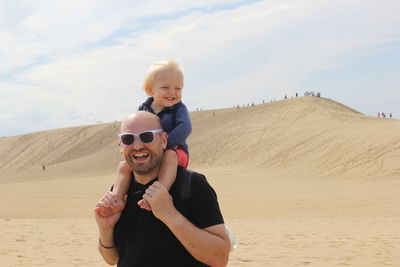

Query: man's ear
[[119, 142, 124, 153], [161, 132, 168, 149]]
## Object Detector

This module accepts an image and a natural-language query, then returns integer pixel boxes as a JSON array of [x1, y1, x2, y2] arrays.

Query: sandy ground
[[0, 168, 399, 266], [2, 217, 399, 267], [1, 97, 399, 266]]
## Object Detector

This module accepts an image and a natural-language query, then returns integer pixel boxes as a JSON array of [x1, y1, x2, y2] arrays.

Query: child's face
[[150, 68, 183, 108]]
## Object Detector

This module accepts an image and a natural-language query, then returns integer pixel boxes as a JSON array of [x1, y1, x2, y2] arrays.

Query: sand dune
[[189, 97, 400, 179], [1, 97, 399, 179], [0, 121, 122, 180], [1, 96, 399, 266]]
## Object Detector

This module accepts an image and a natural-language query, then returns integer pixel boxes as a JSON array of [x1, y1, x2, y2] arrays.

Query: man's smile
[[131, 152, 150, 162]]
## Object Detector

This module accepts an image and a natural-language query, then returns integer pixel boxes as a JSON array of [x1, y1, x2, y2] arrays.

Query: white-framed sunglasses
[[118, 129, 163, 146]]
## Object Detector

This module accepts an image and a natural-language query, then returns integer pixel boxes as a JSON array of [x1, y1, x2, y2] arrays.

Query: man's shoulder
[[173, 168, 208, 199], [174, 167, 224, 229], [177, 167, 206, 183], [172, 168, 212, 215]]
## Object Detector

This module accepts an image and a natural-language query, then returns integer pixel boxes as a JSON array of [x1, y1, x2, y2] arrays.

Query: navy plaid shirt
[[138, 97, 192, 154]]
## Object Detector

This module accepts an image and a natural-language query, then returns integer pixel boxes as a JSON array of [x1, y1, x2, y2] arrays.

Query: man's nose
[[131, 136, 148, 149], [131, 136, 145, 149]]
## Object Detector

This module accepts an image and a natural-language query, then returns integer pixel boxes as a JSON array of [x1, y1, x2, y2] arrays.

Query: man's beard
[[125, 148, 163, 176]]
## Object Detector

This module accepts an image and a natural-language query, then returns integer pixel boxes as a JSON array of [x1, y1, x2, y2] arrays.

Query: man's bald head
[[119, 111, 167, 179], [121, 111, 162, 133]]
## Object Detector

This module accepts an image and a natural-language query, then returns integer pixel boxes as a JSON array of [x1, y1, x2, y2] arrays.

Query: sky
[[0, 0, 399, 137]]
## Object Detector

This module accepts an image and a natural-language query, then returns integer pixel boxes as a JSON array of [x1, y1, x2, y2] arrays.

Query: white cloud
[[1, 0, 399, 135], [0, 0, 254, 73]]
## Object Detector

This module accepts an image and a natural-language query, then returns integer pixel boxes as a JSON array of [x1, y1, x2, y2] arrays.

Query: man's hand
[[94, 191, 126, 230], [143, 181, 177, 222], [94, 191, 123, 266]]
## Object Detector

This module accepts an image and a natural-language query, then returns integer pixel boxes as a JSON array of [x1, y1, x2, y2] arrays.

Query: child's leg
[[158, 149, 179, 189], [138, 149, 178, 210], [98, 160, 131, 216], [113, 160, 132, 202]]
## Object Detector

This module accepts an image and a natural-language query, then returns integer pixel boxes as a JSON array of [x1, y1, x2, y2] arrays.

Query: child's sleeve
[[167, 103, 192, 148]]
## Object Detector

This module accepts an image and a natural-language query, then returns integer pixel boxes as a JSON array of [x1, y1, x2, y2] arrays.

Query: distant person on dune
[[94, 111, 230, 266], [97, 60, 192, 215]]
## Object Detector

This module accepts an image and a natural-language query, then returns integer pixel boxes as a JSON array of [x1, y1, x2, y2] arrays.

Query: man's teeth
[[133, 153, 148, 159]]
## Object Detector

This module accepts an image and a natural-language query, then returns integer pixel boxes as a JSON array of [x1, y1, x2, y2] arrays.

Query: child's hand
[[137, 199, 152, 211], [94, 193, 127, 230], [94, 192, 126, 216], [95, 205, 114, 217]]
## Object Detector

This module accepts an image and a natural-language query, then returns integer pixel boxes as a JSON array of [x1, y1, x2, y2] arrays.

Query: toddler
[[100, 60, 191, 214]]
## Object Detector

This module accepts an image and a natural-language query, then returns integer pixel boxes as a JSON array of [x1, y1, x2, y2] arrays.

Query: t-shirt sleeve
[[189, 173, 224, 229]]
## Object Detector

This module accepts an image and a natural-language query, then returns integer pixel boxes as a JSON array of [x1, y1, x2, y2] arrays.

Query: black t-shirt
[[114, 167, 224, 267]]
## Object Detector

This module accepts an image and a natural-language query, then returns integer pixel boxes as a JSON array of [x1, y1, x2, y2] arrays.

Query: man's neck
[[133, 169, 159, 185]]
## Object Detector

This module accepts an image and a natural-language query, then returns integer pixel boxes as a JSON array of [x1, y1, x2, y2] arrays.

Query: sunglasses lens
[[139, 132, 154, 143], [120, 134, 134, 146]]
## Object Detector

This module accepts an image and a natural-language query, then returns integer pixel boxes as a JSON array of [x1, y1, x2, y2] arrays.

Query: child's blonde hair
[[142, 60, 184, 95]]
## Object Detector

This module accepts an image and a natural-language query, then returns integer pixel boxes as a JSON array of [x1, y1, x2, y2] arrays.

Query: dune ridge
[[1, 97, 399, 180]]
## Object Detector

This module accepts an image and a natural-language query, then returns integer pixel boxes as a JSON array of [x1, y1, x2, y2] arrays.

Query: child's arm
[[98, 161, 131, 216], [158, 103, 190, 191], [166, 103, 192, 148]]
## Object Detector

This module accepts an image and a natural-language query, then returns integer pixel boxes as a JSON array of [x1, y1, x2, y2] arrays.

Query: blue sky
[[1, 0, 399, 137]]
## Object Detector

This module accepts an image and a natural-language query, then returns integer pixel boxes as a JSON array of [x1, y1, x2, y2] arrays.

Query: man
[[94, 111, 230, 266]]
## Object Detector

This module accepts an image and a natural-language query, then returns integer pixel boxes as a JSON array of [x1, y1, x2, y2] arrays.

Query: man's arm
[[94, 192, 126, 265], [165, 214, 230, 267], [143, 182, 230, 267], [97, 227, 119, 265]]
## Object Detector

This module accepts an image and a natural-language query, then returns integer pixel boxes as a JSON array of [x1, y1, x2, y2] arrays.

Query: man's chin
[[126, 156, 149, 170], [133, 168, 155, 176], [132, 163, 158, 176]]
